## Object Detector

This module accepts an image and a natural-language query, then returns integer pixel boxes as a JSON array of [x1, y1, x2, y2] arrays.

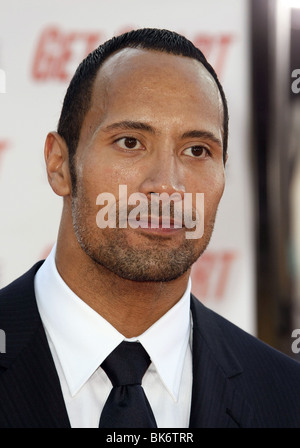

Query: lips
[[127, 215, 183, 229]]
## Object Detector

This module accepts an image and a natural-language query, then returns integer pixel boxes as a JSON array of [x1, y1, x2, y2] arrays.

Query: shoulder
[[0, 262, 44, 365], [0, 261, 43, 314], [191, 294, 300, 370], [0, 262, 43, 297], [191, 294, 300, 426]]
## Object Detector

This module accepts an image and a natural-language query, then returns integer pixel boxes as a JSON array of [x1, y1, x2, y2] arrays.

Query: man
[[0, 28, 300, 428]]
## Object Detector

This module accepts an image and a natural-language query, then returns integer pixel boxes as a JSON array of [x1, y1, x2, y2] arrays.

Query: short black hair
[[57, 28, 229, 173]]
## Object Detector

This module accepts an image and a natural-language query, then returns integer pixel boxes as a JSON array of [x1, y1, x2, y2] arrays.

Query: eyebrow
[[102, 120, 222, 148], [181, 130, 223, 148], [102, 120, 156, 134]]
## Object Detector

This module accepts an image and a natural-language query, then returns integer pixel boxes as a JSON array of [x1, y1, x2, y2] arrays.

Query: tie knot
[[101, 341, 151, 387]]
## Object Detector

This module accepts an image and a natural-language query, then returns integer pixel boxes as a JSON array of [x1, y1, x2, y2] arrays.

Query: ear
[[44, 131, 71, 197]]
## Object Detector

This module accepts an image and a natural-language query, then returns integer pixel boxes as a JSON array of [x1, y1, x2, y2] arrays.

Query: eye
[[183, 145, 210, 158], [115, 137, 144, 150]]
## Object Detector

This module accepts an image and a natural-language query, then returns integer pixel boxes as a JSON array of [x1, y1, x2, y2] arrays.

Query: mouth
[[127, 215, 184, 234]]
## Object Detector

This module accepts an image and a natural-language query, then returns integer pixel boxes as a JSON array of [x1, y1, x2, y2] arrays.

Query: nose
[[139, 151, 185, 200]]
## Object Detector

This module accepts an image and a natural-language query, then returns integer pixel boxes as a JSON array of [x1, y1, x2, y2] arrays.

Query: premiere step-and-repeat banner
[[0, 0, 255, 334]]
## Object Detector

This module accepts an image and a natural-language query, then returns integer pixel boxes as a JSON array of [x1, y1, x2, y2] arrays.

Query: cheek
[[211, 171, 225, 200], [79, 156, 141, 199], [193, 169, 225, 212], [206, 179, 225, 217]]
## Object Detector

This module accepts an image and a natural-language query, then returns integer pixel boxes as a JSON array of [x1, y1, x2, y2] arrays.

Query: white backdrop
[[0, 0, 255, 334]]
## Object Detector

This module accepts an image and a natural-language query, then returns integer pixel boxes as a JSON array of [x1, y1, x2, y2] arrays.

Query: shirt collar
[[34, 244, 191, 400], [129, 289, 191, 401]]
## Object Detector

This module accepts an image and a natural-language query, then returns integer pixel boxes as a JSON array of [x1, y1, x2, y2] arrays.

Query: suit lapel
[[189, 295, 255, 428], [0, 262, 70, 428]]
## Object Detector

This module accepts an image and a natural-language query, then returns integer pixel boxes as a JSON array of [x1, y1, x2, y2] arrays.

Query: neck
[[55, 236, 190, 338]]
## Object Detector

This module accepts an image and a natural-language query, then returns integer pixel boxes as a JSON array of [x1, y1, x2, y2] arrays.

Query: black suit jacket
[[1, 262, 300, 428]]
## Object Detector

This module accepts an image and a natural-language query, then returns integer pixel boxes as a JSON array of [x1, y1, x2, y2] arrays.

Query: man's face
[[70, 48, 226, 282]]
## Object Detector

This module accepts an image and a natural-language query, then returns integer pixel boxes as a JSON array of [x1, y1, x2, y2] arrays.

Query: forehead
[[85, 48, 223, 136]]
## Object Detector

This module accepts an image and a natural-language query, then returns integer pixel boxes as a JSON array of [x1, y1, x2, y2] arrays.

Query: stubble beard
[[71, 184, 216, 283]]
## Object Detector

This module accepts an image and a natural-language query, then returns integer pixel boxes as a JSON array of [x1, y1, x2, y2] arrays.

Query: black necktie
[[99, 341, 157, 428]]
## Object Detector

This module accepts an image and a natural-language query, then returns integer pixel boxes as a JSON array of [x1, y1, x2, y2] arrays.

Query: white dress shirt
[[34, 244, 193, 428]]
